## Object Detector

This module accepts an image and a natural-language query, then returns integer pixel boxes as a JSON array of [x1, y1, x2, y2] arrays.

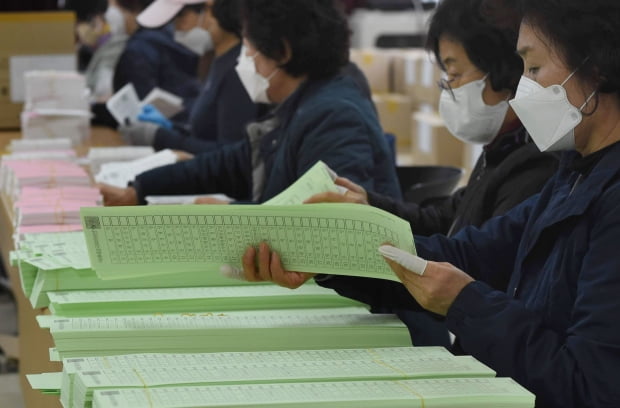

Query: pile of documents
[[15, 186, 101, 226], [11, 231, 267, 308], [86, 146, 155, 175], [21, 71, 91, 145], [47, 285, 361, 317], [94, 149, 177, 188], [26, 347, 536, 408], [41, 308, 412, 360]]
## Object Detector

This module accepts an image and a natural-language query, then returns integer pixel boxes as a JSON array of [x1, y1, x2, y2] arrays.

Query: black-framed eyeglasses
[[437, 77, 456, 101]]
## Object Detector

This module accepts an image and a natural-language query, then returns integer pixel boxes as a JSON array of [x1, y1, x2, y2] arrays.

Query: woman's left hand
[[382, 249, 475, 316]]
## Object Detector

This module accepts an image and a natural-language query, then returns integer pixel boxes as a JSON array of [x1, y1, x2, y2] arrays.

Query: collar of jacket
[[530, 140, 620, 239], [484, 125, 530, 166]]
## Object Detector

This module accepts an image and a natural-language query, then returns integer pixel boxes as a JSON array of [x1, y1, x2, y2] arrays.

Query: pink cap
[[137, 0, 205, 28]]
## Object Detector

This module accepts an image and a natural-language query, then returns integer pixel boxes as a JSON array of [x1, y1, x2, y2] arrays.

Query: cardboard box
[[411, 109, 466, 169], [350, 48, 394, 94], [373, 93, 413, 153], [0, 12, 76, 128], [392, 49, 443, 109]]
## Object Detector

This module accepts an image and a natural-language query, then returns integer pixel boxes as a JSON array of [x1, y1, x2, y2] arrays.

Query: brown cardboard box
[[350, 48, 393, 94], [373, 93, 413, 153], [0, 12, 76, 129], [411, 109, 466, 169], [392, 49, 443, 109]]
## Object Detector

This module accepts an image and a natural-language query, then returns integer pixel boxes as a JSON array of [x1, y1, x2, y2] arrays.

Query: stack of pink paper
[[2, 160, 91, 189], [15, 186, 101, 226]]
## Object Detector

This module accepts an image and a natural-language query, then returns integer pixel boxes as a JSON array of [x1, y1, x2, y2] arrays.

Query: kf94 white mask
[[509, 70, 596, 152], [439, 76, 509, 145], [235, 45, 278, 104]]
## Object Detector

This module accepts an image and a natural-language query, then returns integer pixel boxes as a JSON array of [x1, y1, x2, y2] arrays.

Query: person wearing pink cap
[[118, 0, 261, 154], [112, 0, 203, 121]]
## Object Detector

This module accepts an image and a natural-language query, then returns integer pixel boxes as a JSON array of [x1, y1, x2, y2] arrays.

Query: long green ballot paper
[[47, 285, 362, 317], [80, 204, 415, 280], [71, 356, 494, 408], [91, 378, 535, 408], [58, 348, 451, 408], [46, 308, 411, 359]]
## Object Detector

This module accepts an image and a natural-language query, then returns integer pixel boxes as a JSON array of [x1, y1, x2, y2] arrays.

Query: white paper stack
[[87, 146, 155, 175], [94, 149, 177, 187], [8, 138, 73, 153], [21, 71, 91, 145], [24, 71, 89, 112]]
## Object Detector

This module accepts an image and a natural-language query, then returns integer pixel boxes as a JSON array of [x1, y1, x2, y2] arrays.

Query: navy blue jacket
[[133, 74, 401, 203], [318, 141, 620, 407], [152, 43, 259, 154], [113, 26, 201, 120]]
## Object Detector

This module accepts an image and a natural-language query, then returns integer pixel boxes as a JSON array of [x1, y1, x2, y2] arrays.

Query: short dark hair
[[426, 0, 523, 93], [178, 4, 206, 16], [519, 0, 620, 102], [116, 0, 154, 13], [212, 0, 242, 38], [240, 0, 349, 79], [64, 0, 108, 22]]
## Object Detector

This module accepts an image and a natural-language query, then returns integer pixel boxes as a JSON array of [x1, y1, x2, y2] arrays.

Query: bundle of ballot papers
[[94, 149, 177, 187], [26, 347, 535, 408], [40, 308, 412, 360], [14, 186, 101, 227], [21, 71, 91, 145], [11, 231, 267, 308], [23, 71, 89, 112], [7, 138, 73, 153], [86, 146, 155, 175]]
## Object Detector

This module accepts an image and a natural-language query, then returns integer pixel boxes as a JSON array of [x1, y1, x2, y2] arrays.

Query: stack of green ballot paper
[[90, 378, 534, 408], [13, 231, 267, 308], [47, 285, 361, 317], [70, 355, 494, 408], [51, 347, 452, 408], [80, 203, 415, 281], [44, 308, 412, 360]]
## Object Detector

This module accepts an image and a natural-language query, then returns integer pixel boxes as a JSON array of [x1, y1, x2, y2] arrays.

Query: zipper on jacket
[[569, 174, 584, 196]]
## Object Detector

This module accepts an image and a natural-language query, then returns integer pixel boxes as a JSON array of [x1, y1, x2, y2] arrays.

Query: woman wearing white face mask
[[100, 0, 401, 209], [236, 0, 620, 406], [113, 0, 261, 154], [112, 0, 202, 122], [229, 0, 559, 349]]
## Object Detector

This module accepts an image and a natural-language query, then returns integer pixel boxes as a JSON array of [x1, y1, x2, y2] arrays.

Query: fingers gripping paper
[[80, 204, 415, 281]]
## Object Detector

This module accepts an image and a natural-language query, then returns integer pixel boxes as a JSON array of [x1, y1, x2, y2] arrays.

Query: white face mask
[[509, 69, 596, 152], [174, 27, 213, 55], [439, 76, 509, 145], [104, 5, 126, 36], [235, 45, 279, 104]]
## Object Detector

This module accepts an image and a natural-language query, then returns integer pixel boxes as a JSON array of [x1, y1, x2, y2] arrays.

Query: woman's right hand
[[98, 184, 139, 206], [304, 177, 369, 205]]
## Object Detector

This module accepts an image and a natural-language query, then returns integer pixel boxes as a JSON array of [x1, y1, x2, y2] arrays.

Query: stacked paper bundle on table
[[15, 186, 101, 227], [91, 378, 535, 408], [46, 285, 361, 317], [26, 347, 499, 408], [4, 138, 76, 161], [21, 71, 91, 145], [87, 146, 155, 175], [41, 347, 455, 407], [0, 159, 90, 191], [7, 138, 73, 153], [24, 71, 89, 111], [20, 110, 90, 145], [94, 149, 177, 187], [40, 308, 412, 360], [11, 231, 267, 309]]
